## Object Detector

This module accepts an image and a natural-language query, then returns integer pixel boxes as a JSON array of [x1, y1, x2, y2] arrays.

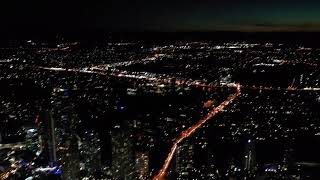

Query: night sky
[[1, 0, 320, 37]]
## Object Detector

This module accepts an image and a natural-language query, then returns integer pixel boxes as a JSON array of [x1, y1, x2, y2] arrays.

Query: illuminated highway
[[0, 167, 18, 180], [0, 142, 25, 150], [0, 143, 25, 179], [152, 83, 241, 180], [38, 66, 320, 92]]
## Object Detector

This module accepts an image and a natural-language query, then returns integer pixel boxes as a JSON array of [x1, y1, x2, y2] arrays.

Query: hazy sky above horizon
[[1, 0, 320, 36]]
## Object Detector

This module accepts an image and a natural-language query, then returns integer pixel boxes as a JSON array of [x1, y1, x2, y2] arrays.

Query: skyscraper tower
[[59, 135, 80, 180], [243, 139, 256, 174], [207, 150, 219, 179], [131, 118, 153, 180], [38, 110, 57, 167], [25, 126, 40, 154], [135, 152, 149, 180], [111, 128, 135, 180], [51, 87, 80, 180], [175, 140, 195, 179], [79, 130, 102, 175]]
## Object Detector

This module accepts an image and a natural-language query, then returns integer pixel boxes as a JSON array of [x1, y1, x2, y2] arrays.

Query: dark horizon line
[[3, 30, 320, 43]]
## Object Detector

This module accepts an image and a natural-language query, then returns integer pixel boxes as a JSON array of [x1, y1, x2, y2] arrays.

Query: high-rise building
[[175, 140, 195, 179], [207, 150, 219, 180], [25, 126, 40, 154], [38, 110, 57, 167], [243, 139, 256, 173], [79, 131, 102, 175], [111, 128, 135, 180], [51, 88, 80, 180], [135, 152, 149, 180], [130, 119, 153, 180], [59, 135, 80, 180]]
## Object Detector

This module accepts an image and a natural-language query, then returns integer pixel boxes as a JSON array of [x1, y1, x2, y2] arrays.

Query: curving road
[[152, 84, 241, 180]]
